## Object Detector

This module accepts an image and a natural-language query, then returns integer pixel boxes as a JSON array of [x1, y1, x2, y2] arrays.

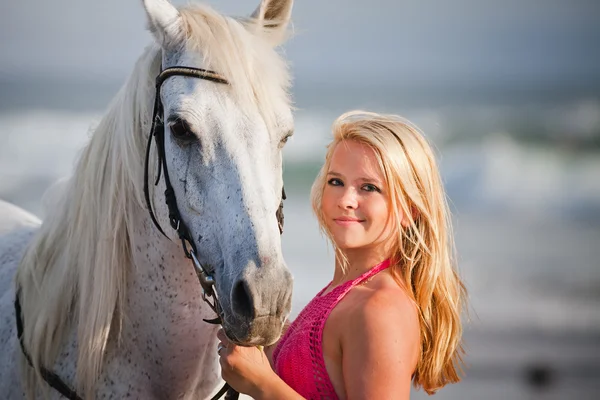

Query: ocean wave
[[1, 107, 599, 221]]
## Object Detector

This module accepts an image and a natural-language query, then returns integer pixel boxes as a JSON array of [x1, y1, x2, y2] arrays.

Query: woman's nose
[[338, 187, 358, 209]]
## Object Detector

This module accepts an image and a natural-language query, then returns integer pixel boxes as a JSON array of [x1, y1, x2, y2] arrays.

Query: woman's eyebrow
[[327, 171, 382, 184], [357, 177, 382, 184]]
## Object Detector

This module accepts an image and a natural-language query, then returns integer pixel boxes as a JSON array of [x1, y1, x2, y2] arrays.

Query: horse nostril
[[231, 279, 254, 319]]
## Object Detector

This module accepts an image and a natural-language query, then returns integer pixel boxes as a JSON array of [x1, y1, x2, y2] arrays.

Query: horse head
[[142, 0, 294, 346]]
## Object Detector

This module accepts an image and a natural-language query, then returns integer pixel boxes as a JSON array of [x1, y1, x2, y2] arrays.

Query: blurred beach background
[[1, 0, 599, 398]]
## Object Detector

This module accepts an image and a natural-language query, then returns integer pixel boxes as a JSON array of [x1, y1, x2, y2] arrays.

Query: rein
[[15, 66, 286, 400]]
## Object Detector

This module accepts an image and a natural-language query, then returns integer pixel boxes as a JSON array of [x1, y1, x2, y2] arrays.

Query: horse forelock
[[179, 4, 292, 132]]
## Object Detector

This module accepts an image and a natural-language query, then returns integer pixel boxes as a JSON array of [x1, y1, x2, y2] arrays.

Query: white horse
[[0, 0, 295, 398]]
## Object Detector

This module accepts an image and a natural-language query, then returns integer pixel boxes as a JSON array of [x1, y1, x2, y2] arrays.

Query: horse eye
[[279, 130, 293, 148], [169, 119, 195, 142]]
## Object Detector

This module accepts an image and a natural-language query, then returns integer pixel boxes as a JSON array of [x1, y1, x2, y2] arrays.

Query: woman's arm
[[217, 328, 305, 400], [341, 288, 420, 400]]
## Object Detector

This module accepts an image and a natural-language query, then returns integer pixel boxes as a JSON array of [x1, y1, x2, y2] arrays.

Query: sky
[[1, 0, 599, 89]]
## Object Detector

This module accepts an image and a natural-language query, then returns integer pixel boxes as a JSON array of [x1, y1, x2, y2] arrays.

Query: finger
[[219, 352, 237, 378], [218, 357, 230, 380], [217, 328, 230, 344]]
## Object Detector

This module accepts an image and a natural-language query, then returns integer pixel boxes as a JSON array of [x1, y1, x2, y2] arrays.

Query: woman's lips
[[334, 217, 364, 226]]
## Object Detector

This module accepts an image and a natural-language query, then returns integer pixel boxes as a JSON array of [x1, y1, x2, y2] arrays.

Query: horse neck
[[114, 200, 222, 396]]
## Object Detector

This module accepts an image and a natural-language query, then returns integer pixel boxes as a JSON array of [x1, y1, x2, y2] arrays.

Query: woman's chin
[[329, 229, 369, 251], [333, 239, 363, 251]]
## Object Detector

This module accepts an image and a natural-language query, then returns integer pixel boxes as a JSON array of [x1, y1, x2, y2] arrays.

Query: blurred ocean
[[1, 79, 599, 399]]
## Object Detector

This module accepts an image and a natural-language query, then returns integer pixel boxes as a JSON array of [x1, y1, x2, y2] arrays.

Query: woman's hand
[[217, 328, 278, 397]]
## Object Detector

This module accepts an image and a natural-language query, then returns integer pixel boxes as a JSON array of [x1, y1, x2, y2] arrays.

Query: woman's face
[[321, 139, 397, 253]]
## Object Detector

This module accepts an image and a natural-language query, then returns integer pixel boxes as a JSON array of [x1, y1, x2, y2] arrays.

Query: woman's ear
[[401, 206, 418, 228]]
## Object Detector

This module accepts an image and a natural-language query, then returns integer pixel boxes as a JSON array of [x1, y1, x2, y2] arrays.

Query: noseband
[[15, 66, 286, 400]]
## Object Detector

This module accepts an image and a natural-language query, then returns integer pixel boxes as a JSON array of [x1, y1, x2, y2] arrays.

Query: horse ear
[[142, 0, 184, 48], [250, 0, 294, 45]]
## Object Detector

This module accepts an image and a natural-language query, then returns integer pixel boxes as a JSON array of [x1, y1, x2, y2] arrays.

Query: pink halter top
[[272, 260, 391, 399]]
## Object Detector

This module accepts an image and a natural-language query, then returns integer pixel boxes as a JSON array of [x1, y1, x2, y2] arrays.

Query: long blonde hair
[[310, 110, 466, 394]]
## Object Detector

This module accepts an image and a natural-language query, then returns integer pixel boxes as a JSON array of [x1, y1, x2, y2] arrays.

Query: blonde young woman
[[216, 111, 467, 399]]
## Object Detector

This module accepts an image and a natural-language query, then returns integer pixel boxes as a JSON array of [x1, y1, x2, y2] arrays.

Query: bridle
[[142, 65, 285, 324], [15, 66, 286, 400], [143, 66, 229, 326]]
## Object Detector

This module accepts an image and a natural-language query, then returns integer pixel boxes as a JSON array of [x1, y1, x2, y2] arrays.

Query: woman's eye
[[327, 178, 343, 186], [169, 119, 195, 142], [362, 184, 380, 193]]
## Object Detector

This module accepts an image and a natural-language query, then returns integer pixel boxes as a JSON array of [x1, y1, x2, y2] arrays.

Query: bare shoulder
[[340, 272, 421, 365], [347, 272, 418, 327], [336, 272, 421, 398]]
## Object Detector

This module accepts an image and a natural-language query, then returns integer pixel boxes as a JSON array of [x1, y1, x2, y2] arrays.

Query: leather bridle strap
[[143, 67, 228, 254], [14, 292, 83, 400], [142, 67, 231, 319], [141, 65, 286, 400]]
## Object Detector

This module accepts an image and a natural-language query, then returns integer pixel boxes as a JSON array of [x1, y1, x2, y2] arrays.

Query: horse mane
[[15, 4, 290, 398]]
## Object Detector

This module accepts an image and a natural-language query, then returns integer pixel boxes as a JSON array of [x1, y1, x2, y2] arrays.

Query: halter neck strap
[[353, 259, 392, 286], [319, 259, 392, 298]]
